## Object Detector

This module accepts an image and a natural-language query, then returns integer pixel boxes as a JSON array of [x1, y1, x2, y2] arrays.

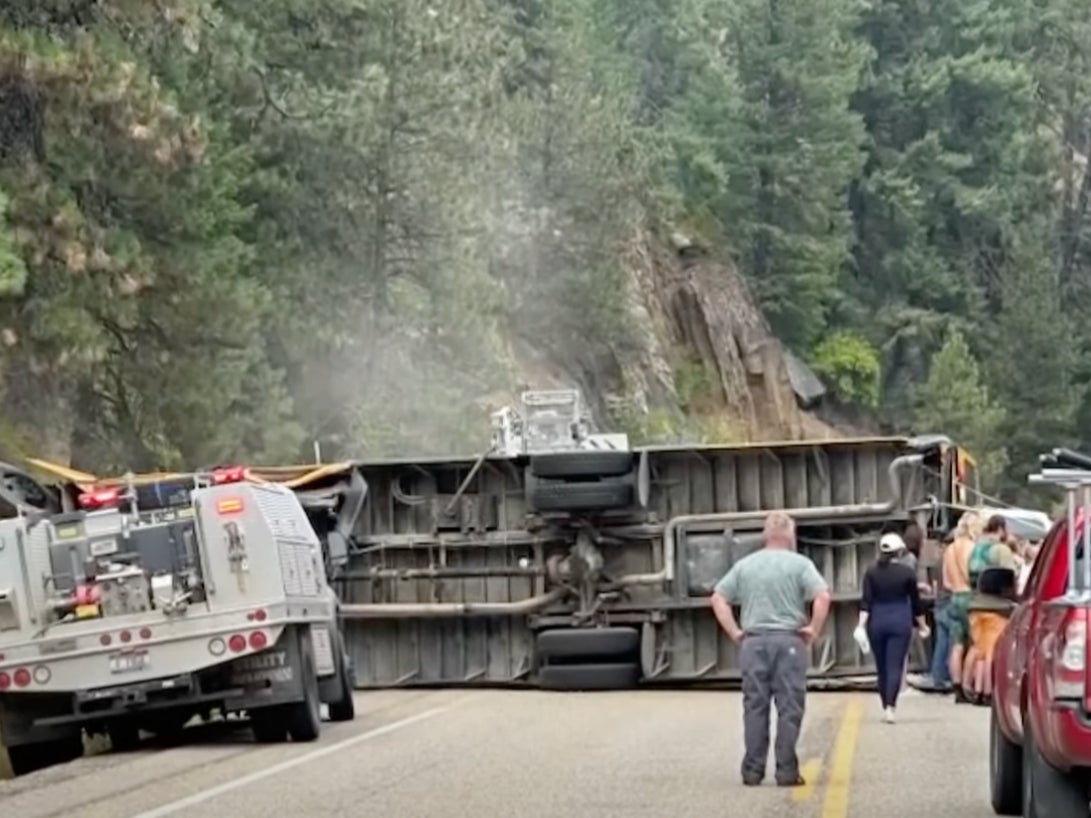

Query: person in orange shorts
[[963, 515, 1017, 704]]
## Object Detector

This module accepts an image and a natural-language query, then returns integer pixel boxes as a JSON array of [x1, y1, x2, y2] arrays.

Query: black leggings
[[868, 609, 913, 708]]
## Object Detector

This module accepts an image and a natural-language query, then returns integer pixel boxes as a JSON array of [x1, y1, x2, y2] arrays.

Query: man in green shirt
[[711, 511, 831, 788]]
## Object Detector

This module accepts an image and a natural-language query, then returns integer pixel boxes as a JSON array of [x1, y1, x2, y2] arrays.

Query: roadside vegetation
[[0, 1, 1089, 500]]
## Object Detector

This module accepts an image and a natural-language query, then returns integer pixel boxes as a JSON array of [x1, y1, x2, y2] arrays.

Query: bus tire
[[528, 481, 632, 513], [530, 451, 634, 479], [538, 662, 641, 691]]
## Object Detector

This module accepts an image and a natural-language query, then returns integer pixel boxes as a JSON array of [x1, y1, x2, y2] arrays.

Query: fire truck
[[0, 465, 356, 775]]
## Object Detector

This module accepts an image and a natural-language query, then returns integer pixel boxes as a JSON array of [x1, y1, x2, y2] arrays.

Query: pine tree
[[988, 231, 1081, 497], [914, 327, 1007, 489], [690, 0, 870, 350]]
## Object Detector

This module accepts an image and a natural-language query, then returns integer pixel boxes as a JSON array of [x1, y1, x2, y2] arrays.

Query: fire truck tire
[[538, 662, 641, 691], [989, 706, 1022, 815], [528, 481, 632, 513], [250, 710, 287, 743], [286, 633, 323, 742], [327, 631, 356, 723], [5, 736, 83, 775], [536, 627, 641, 664], [1022, 723, 1089, 818], [529, 451, 635, 479], [107, 720, 141, 752]]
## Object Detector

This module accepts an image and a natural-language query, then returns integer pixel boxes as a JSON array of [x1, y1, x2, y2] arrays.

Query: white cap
[[879, 533, 906, 554]]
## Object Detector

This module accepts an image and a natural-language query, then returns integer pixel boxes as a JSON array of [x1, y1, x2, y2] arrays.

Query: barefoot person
[[943, 511, 983, 700], [710, 511, 832, 788]]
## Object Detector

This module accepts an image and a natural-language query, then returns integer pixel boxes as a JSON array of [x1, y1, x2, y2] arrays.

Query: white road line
[[127, 706, 450, 818]]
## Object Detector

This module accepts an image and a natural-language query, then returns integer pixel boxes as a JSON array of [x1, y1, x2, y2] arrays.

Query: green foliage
[[0, 0, 1089, 500], [0, 188, 26, 297], [811, 332, 881, 408], [914, 327, 1007, 488]]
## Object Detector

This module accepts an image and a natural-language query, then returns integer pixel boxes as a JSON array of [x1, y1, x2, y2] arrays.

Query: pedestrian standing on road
[[943, 511, 983, 701], [891, 523, 931, 693], [855, 533, 930, 724], [925, 531, 956, 691], [710, 511, 832, 788], [963, 515, 1018, 704]]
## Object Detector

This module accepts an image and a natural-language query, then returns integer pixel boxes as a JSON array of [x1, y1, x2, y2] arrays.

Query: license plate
[[109, 651, 148, 674], [90, 537, 118, 557]]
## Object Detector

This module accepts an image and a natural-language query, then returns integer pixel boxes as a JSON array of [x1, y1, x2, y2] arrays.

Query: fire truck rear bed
[[0, 476, 355, 775]]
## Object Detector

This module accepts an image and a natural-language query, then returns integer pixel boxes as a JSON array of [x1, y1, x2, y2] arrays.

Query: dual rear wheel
[[536, 626, 643, 691]]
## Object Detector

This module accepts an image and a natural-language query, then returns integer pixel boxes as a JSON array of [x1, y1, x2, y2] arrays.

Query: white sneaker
[[883, 707, 896, 724]]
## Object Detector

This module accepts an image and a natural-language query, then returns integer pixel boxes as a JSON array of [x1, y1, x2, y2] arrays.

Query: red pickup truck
[[990, 449, 1091, 817]]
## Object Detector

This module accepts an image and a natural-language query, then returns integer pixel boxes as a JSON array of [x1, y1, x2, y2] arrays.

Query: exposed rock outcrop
[[509, 226, 856, 443]]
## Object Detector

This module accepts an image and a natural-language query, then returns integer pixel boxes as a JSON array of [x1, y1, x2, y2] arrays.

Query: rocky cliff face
[[504, 227, 859, 444]]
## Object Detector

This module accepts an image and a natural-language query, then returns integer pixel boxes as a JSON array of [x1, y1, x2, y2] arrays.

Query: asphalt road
[[0, 687, 994, 818]]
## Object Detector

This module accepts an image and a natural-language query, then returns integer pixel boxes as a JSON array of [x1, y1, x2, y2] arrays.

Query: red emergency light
[[212, 466, 247, 485], [77, 487, 123, 510]]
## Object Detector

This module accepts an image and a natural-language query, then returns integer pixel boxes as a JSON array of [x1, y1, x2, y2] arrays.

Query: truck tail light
[[12, 668, 30, 688], [0, 672, 10, 690], [1054, 609, 1088, 699], [228, 634, 246, 653], [78, 487, 122, 510], [249, 631, 267, 650], [212, 466, 247, 485]]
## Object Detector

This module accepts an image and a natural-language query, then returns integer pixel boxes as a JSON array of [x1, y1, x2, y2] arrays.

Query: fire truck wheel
[[529, 451, 635, 480], [989, 705, 1022, 815], [528, 480, 632, 513], [5, 735, 83, 775], [327, 633, 356, 723], [1022, 722, 1090, 818], [286, 633, 323, 742], [107, 721, 141, 753], [250, 709, 287, 743]]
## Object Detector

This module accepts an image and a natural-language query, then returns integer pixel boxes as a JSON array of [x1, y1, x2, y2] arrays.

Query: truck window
[[1029, 517, 1091, 601]]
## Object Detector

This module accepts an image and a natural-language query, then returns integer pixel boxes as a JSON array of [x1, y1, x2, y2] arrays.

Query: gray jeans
[[739, 631, 807, 782]]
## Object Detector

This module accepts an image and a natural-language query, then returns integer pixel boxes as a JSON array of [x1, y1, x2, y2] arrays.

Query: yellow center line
[[820, 697, 864, 818], [791, 757, 824, 803]]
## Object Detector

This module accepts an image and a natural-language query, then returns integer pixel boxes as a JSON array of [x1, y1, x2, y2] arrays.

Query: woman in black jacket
[[855, 533, 931, 723]]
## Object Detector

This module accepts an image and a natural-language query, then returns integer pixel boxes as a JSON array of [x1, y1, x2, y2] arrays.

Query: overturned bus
[[16, 394, 977, 691]]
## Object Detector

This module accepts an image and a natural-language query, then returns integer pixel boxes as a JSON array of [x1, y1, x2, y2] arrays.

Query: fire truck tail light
[[119, 630, 132, 644], [247, 609, 267, 623], [249, 631, 267, 650], [0, 672, 10, 690], [78, 488, 123, 510], [228, 634, 247, 653], [33, 666, 51, 684], [208, 638, 226, 656], [139, 627, 152, 641], [13, 668, 30, 688], [212, 466, 247, 485]]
